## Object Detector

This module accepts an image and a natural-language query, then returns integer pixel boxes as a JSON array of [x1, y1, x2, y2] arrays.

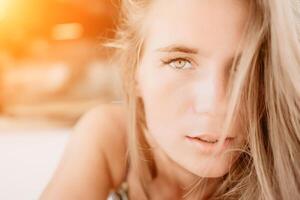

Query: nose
[[192, 65, 227, 116]]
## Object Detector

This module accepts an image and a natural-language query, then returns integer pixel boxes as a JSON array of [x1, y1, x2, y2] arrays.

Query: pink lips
[[185, 132, 235, 154], [187, 131, 235, 142]]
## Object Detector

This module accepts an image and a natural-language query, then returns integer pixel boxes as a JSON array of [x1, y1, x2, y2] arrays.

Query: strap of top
[[107, 182, 129, 200]]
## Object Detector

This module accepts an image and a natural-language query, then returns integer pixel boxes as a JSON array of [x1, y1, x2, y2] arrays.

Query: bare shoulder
[[74, 103, 128, 184], [74, 103, 128, 181], [40, 103, 128, 200], [75, 103, 127, 154]]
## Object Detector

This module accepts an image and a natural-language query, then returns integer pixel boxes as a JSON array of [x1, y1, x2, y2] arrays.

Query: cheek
[[138, 66, 192, 133]]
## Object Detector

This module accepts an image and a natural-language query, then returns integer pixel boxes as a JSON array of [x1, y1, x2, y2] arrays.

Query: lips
[[186, 136, 216, 144], [186, 132, 235, 143], [185, 133, 235, 154]]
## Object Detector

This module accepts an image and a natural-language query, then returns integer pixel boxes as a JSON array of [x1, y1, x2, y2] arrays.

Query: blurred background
[[0, 0, 121, 199]]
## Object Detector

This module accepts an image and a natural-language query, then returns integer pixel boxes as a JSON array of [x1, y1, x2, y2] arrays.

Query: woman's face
[[136, 0, 249, 177]]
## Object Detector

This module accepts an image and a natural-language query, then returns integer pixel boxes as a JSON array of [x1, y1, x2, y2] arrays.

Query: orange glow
[[0, 0, 118, 57], [52, 23, 84, 41], [0, 0, 10, 20]]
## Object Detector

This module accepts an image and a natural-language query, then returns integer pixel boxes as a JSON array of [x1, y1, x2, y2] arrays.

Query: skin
[[40, 104, 128, 200], [135, 0, 249, 195], [40, 0, 249, 199]]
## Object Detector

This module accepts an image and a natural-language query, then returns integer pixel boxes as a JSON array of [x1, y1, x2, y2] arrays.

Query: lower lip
[[185, 136, 234, 154]]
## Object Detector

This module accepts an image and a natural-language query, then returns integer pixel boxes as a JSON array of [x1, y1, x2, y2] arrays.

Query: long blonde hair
[[107, 0, 300, 199]]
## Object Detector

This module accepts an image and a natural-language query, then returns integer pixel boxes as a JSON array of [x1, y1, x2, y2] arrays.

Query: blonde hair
[[107, 0, 300, 199]]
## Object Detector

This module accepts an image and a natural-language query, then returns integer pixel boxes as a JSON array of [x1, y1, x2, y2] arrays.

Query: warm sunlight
[[0, 0, 9, 9], [0, 0, 10, 20]]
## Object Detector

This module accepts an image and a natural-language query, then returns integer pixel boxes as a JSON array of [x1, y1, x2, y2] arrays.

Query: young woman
[[40, 0, 300, 199]]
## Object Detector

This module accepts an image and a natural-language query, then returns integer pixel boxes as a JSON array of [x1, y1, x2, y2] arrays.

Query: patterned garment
[[107, 182, 129, 200]]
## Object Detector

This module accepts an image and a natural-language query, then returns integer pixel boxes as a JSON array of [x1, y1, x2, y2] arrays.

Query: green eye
[[167, 58, 193, 70]]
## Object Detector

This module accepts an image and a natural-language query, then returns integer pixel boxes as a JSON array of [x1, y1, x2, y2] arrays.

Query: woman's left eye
[[162, 58, 194, 70]]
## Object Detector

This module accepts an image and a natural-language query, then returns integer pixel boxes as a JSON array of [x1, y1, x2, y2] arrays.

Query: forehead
[[144, 0, 249, 58]]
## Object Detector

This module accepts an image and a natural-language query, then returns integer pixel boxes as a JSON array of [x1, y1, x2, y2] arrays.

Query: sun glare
[[0, 0, 9, 19]]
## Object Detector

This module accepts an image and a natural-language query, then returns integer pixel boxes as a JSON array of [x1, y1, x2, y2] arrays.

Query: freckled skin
[[136, 0, 249, 178]]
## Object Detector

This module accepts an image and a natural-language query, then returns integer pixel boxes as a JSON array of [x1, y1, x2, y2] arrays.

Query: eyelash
[[161, 57, 194, 70]]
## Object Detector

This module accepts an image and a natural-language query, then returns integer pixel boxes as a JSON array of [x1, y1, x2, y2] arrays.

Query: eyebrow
[[156, 44, 199, 54], [156, 44, 243, 64]]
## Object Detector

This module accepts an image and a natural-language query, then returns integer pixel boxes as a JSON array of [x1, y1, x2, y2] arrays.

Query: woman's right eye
[[162, 58, 194, 70]]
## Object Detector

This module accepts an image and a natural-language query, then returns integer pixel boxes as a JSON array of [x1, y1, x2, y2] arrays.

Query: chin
[[196, 169, 229, 178], [184, 156, 235, 178]]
